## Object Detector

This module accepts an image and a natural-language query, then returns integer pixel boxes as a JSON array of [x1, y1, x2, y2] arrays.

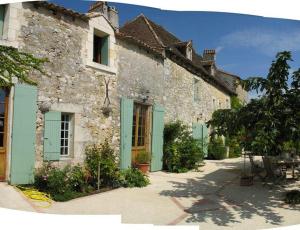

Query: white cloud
[[220, 28, 300, 56]]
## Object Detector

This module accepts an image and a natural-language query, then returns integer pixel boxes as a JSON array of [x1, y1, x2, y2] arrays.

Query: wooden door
[[131, 103, 150, 165], [0, 89, 9, 181]]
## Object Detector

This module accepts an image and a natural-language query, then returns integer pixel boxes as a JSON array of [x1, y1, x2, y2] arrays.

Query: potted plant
[[135, 151, 151, 174]]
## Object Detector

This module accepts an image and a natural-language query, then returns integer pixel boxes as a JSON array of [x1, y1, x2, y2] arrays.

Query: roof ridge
[[141, 15, 165, 48]]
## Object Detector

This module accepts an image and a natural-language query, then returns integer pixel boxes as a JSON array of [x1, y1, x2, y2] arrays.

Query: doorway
[[0, 89, 9, 181], [131, 102, 151, 165]]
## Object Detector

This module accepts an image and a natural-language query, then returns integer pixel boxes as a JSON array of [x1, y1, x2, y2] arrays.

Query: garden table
[[275, 159, 300, 179]]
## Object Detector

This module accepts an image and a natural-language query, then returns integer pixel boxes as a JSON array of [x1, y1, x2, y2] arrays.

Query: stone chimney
[[203, 49, 216, 62], [203, 49, 216, 76], [108, 6, 119, 29], [88, 1, 108, 16], [88, 1, 119, 30]]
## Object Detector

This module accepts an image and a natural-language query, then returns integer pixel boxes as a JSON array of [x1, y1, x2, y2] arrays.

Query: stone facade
[[117, 40, 231, 126], [16, 3, 120, 167], [1, 2, 245, 182]]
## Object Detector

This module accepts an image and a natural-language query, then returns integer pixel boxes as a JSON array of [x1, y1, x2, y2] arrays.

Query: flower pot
[[136, 163, 150, 174], [240, 175, 253, 186]]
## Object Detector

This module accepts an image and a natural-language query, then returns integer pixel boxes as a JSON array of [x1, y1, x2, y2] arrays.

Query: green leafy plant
[[208, 51, 300, 158], [163, 121, 204, 172], [208, 136, 227, 160], [84, 139, 120, 188], [119, 168, 150, 188], [226, 136, 242, 158], [135, 150, 151, 164], [0, 45, 47, 87]]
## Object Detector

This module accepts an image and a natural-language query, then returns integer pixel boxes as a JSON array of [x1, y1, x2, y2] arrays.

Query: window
[[93, 33, 109, 65], [193, 79, 200, 102], [0, 5, 5, 37], [226, 99, 230, 109], [212, 98, 216, 110], [60, 113, 73, 156], [132, 103, 148, 147]]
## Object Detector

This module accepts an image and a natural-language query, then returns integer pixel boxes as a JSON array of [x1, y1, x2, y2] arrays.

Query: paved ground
[[1, 157, 300, 229]]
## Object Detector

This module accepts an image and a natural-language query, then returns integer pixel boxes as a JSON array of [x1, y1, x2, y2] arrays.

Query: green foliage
[[135, 150, 151, 164], [226, 136, 242, 158], [285, 190, 300, 205], [84, 139, 120, 188], [163, 121, 204, 172], [119, 168, 150, 188], [0, 45, 47, 87], [34, 163, 86, 201], [230, 96, 243, 110], [208, 51, 300, 157], [208, 136, 227, 160]]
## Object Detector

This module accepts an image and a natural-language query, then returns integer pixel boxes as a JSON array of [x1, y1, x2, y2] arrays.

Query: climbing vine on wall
[[0, 45, 47, 87]]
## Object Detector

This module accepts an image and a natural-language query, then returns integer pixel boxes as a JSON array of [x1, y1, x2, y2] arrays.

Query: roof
[[118, 14, 236, 95], [33, 2, 89, 21]]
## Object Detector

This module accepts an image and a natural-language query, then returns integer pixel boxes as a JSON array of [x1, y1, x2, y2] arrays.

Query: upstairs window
[[0, 5, 6, 37], [93, 33, 109, 66]]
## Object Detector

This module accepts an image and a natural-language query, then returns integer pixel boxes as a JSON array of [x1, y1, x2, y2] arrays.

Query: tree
[[0, 45, 47, 87], [208, 51, 300, 156]]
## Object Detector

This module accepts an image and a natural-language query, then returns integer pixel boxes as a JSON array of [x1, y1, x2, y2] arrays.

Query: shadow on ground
[[159, 160, 300, 226]]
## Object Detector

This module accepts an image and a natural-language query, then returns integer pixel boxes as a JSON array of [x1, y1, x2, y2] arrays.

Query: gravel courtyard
[[1, 158, 300, 229]]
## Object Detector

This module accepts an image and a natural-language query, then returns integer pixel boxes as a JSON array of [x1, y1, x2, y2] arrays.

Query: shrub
[[285, 190, 300, 205], [135, 150, 151, 164], [208, 136, 227, 160], [163, 121, 204, 172], [119, 168, 150, 188], [34, 163, 83, 201], [85, 139, 120, 188], [226, 136, 242, 158]]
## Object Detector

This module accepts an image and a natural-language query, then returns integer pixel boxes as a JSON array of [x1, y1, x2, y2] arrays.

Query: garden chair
[[262, 156, 286, 186], [248, 154, 265, 181]]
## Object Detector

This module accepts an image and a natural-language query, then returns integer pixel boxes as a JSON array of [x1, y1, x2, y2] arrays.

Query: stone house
[[0, 1, 246, 184]]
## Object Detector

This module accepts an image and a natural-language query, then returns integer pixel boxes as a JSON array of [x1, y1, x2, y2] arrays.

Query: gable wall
[[17, 3, 120, 167]]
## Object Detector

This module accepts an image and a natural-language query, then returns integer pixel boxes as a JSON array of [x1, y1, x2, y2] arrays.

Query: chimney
[[203, 49, 216, 76], [88, 1, 108, 17], [108, 6, 119, 29], [203, 49, 216, 62], [88, 2, 119, 30]]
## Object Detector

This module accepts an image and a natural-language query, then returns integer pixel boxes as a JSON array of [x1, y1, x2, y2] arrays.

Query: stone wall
[[18, 3, 120, 167], [117, 40, 231, 127]]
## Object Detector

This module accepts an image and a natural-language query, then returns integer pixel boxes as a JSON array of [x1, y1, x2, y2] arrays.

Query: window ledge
[[86, 61, 117, 75], [0, 38, 18, 48]]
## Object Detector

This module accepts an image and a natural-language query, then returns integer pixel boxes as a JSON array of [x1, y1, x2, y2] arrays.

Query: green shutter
[[120, 97, 133, 169], [151, 104, 164, 172], [0, 5, 5, 36], [192, 123, 208, 158], [10, 84, 37, 185], [202, 124, 208, 157], [43, 111, 61, 161], [101, 36, 109, 65]]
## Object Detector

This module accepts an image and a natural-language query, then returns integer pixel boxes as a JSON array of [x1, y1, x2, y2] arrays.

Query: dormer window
[[93, 29, 109, 66]]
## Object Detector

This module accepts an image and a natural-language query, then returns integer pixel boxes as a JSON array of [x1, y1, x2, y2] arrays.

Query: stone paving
[[0, 157, 300, 229]]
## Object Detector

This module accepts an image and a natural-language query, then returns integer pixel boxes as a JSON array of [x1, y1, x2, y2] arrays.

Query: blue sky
[[50, 1, 300, 83]]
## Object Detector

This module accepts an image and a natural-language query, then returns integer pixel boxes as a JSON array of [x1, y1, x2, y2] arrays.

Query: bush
[[119, 168, 150, 188], [85, 139, 120, 188], [285, 190, 300, 205], [226, 136, 242, 158], [163, 121, 204, 172], [208, 136, 227, 160], [34, 163, 84, 201]]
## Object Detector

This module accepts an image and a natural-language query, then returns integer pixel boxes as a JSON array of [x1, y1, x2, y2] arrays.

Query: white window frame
[[60, 113, 74, 157]]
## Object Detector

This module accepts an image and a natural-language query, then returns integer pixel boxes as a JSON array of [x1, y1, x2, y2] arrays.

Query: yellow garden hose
[[15, 186, 52, 208]]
